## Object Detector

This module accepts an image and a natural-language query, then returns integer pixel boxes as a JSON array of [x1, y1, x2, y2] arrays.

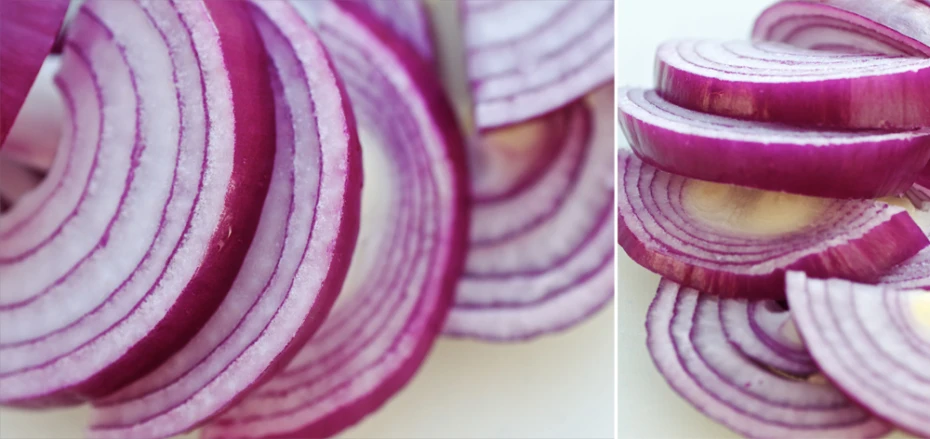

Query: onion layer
[[202, 2, 469, 438], [0, 0, 69, 146], [647, 279, 890, 439], [753, 0, 930, 57], [461, 0, 614, 128], [0, 0, 276, 405], [1, 57, 64, 171], [719, 299, 816, 376], [444, 86, 614, 341], [617, 87, 930, 198], [616, 149, 928, 299], [787, 272, 930, 437], [85, 2, 363, 438], [656, 40, 930, 130]]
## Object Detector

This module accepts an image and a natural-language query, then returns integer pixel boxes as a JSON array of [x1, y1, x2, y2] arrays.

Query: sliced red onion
[[719, 299, 817, 376], [0, 56, 64, 171], [880, 249, 930, 291], [655, 40, 930, 130], [0, 159, 42, 206], [444, 86, 614, 341], [616, 150, 928, 299], [0, 0, 276, 405], [357, 0, 433, 63], [617, 87, 930, 198], [86, 3, 363, 438], [787, 272, 930, 437], [462, 0, 614, 128], [647, 279, 890, 439], [202, 2, 468, 438], [753, 0, 930, 57], [0, 0, 69, 146]]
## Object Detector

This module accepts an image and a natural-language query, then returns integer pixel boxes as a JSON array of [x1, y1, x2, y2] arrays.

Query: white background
[[0, 1, 614, 438], [615, 1, 914, 438]]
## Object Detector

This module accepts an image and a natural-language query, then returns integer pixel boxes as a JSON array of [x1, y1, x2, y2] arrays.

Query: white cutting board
[[0, 2, 614, 439], [616, 1, 914, 437]]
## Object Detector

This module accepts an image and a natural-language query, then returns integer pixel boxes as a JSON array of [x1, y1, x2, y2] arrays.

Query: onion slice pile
[[0, 0, 276, 406], [85, 2, 362, 438], [201, 2, 469, 438], [445, 86, 615, 341], [647, 279, 890, 439], [461, 0, 614, 128], [616, 150, 928, 299], [753, 0, 930, 57], [617, 88, 930, 198], [0, 0, 69, 146], [719, 299, 816, 376], [1, 57, 64, 171], [656, 40, 930, 130], [787, 272, 930, 437]]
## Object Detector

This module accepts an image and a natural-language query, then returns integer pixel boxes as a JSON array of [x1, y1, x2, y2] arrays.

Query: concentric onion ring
[[202, 2, 468, 438], [445, 86, 614, 341], [719, 299, 816, 376], [86, 2, 363, 438], [461, 0, 614, 128], [0, 0, 276, 405], [616, 150, 927, 299], [788, 272, 930, 437], [617, 87, 930, 198], [648, 279, 890, 439], [656, 40, 930, 129], [753, 0, 930, 57]]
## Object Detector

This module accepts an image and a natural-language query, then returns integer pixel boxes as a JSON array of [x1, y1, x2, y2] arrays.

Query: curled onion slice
[[0, 57, 64, 171], [656, 40, 930, 130], [462, 0, 614, 128], [0, 0, 69, 146], [648, 279, 890, 439], [753, 0, 930, 57], [617, 87, 930, 198], [719, 299, 816, 376], [0, 0, 276, 405], [202, 2, 468, 438], [787, 272, 930, 437], [86, 2, 363, 438], [445, 86, 614, 341], [616, 150, 927, 299]]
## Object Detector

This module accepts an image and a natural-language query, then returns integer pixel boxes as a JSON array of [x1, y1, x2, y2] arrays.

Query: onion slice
[[719, 299, 817, 376], [444, 86, 614, 341], [787, 272, 930, 437], [85, 2, 363, 438], [617, 87, 930, 198], [0, 0, 276, 405], [0, 0, 69, 146], [906, 183, 930, 210], [356, 0, 433, 63], [202, 2, 469, 438], [616, 149, 928, 299], [753, 0, 930, 57], [0, 57, 64, 171], [647, 279, 890, 439], [462, 0, 614, 129], [655, 40, 930, 130]]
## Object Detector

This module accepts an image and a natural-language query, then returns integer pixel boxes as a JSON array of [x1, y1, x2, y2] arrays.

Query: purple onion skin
[[656, 60, 930, 130], [11, 0, 278, 406], [618, 89, 930, 199], [753, 0, 930, 57], [0, 0, 70, 146]]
